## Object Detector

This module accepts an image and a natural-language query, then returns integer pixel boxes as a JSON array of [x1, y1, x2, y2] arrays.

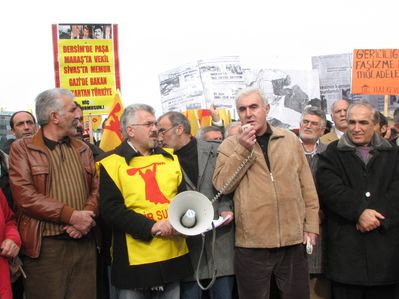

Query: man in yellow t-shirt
[[99, 104, 192, 299]]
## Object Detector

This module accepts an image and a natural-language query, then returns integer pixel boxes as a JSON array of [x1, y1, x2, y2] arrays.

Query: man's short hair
[[330, 98, 350, 113], [197, 126, 224, 140], [235, 87, 268, 108], [158, 111, 191, 134], [9, 111, 36, 129], [347, 101, 377, 124], [121, 104, 155, 137], [35, 88, 74, 126], [301, 106, 327, 128]]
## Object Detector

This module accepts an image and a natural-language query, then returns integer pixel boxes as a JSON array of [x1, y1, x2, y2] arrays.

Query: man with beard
[[8, 88, 98, 299], [74, 103, 104, 160], [320, 99, 349, 144], [98, 104, 192, 298], [298, 106, 330, 299]]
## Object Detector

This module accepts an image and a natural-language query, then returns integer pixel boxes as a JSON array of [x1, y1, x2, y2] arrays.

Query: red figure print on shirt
[[127, 162, 170, 204]]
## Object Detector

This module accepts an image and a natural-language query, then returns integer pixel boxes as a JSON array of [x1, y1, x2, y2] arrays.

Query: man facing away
[[213, 87, 319, 299], [316, 101, 399, 299], [158, 111, 235, 299], [320, 99, 349, 144], [98, 104, 192, 299], [8, 88, 98, 299]]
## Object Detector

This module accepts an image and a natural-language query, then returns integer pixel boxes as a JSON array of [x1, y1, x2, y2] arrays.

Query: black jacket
[[316, 133, 399, 285]]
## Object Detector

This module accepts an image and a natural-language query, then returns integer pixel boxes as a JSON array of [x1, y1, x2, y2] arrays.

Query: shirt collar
[[43, 135, 71, 150]]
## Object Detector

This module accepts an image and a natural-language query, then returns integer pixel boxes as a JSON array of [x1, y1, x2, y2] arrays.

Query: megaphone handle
[[196, 223, 217, 291]]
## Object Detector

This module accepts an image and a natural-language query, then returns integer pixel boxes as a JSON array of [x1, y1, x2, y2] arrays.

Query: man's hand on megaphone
[[151, 220, 175, 237], [220, 211, 234, 227]]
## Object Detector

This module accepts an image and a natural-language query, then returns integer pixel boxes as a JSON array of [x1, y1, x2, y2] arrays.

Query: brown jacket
[[213, 125, 319, 248], [8, 129, 99, 258]]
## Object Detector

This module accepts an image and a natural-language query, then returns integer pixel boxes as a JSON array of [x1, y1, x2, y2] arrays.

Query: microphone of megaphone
[[181, 209, 197, 228], [169, 191, 214, 236]]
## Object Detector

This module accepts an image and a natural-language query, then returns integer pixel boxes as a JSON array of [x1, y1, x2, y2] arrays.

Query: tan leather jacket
[[8, 129, 99, 258], [213, 126, 319, 248]]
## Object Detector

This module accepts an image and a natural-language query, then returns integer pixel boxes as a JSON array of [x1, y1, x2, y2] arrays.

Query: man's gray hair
[[158, 111, 191, 134], [35, 88, 74, 126], [197, 126, 224, 140], [121, 104, 155, 137], [347, 101, 377, 124], [330, 98, 350, 113], [301, 106, 327, 128], [235, 87, 268, 108]]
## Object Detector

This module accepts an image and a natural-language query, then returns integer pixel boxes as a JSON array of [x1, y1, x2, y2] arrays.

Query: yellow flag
[[99, 90, 124, 152]]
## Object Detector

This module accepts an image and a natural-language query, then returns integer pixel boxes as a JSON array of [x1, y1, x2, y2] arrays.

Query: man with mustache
[[98, 104, 191, 298], [8, 88, 98, 299], [320, 99, 349, 144], [299, 106, 329, 299], [317, 101, 399, 299], [157, 111, 235, 299], [2, 110, 37, 154]]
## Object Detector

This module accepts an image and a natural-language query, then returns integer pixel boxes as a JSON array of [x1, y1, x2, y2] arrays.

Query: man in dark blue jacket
[[317, 101, 399, 299]]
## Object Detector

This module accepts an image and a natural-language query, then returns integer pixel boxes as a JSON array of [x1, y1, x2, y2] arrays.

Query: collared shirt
[[256, 125, 273, 171], [335, 128, 345, 139], [300, 138, 321, 158], [43, 135, 71, 150]]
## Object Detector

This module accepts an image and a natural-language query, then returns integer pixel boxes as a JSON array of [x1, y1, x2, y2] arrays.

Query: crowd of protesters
[[1, 87, 399, 299]]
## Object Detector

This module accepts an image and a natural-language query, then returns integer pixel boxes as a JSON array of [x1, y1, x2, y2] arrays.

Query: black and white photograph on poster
[[199, 56, 246, 108], [243, 68, 320, 129], [159, 63, 206, 112], [312, 53, 352, 113]]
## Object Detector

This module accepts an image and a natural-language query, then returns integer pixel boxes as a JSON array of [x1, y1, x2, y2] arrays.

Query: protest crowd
[[2, 86, 399, 299]]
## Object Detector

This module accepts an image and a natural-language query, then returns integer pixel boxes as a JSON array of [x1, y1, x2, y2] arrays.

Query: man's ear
[[49, 111, 59, 124]]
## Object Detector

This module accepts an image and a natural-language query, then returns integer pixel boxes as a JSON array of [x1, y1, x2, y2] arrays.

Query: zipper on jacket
[[269, 170, 281, 246]]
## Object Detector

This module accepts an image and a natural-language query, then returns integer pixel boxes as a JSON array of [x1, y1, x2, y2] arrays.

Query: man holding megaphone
[[98, 104, 192, 299], [213, 87, 320, 299], [158, 111, 235, 299]]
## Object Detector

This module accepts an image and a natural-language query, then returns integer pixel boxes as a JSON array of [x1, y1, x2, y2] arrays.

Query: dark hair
[[377, 111, 388, 127], [10, 111, 37, 129]]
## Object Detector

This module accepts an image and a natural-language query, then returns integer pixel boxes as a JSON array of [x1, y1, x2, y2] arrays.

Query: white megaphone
[[169, 191, 214, 236]]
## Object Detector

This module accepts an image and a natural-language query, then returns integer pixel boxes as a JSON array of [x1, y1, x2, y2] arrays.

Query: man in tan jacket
[[213, 87, 319, 299], [320, 99, 349, 144]]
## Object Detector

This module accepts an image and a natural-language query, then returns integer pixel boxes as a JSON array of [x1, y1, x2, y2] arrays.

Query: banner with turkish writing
[[52, 24, 121, 115], [352, 49, 399, 95]]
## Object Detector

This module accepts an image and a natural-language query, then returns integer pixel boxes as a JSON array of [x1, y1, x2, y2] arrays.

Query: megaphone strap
[[195, 223, 217, 291]]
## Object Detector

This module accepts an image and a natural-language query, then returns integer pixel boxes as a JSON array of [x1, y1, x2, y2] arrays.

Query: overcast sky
[[1, 0, 396, 116]]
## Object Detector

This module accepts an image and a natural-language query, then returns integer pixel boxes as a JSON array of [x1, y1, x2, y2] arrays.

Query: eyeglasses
[[301, 120, 321, 127], [129, 121, 158, 128], [158, 125, 177, 135]]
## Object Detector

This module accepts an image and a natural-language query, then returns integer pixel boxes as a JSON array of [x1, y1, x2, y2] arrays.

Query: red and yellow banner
[[99, 90, 124, 152], [183, 108, 231, 136], [352, 49, 399, 95], [52, 24, 121, 115]]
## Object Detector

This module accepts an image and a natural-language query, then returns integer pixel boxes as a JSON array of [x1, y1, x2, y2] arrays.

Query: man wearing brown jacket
[[213, 87, 319, 299], [9, 88, 98, 299]]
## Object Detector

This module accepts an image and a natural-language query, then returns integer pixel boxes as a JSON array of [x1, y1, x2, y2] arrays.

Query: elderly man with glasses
[[98, 104, 192, 299]]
